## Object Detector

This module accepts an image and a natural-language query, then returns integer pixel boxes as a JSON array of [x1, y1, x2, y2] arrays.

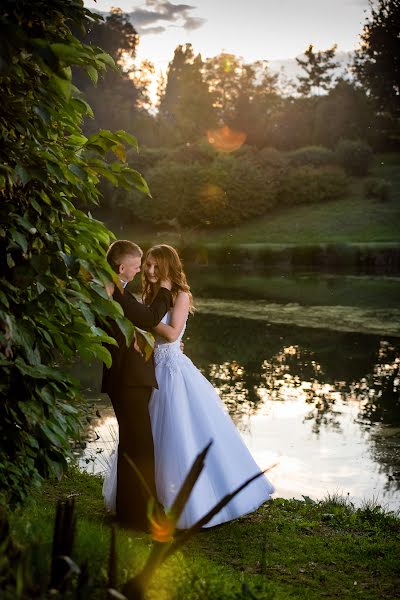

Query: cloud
[[125, 0, 206, 36]]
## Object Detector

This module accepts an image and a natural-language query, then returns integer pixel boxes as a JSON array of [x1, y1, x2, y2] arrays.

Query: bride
[[103, 244, 274, 529]]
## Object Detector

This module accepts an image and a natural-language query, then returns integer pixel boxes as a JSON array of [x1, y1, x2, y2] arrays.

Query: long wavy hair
[[141, 244, 194, 313]]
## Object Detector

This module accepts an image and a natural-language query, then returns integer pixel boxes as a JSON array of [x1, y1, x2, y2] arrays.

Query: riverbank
[[7, 467, 400, 599], [195, 298, 400, 337]]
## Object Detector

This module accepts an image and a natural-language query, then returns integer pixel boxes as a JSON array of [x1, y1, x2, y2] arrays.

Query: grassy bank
[[114, 155, 400, 248], [7, 468, 400, 599]]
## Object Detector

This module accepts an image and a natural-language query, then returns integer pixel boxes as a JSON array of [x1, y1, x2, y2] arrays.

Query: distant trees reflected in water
[[186, 314, 400, 432]]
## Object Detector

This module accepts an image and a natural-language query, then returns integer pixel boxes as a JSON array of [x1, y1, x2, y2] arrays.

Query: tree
[[0, 0, 148, 505], [354, 0, 400, 119], [232, 60, 281, 146], [296, 44, 339, 96], [204, 53, 243, 123], [159, 44, 217, 143], [73, 8, 148, 135], [313, 79, 373, 147]]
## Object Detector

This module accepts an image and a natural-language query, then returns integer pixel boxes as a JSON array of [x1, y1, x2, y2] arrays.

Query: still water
[[79, 271, 400, 512]]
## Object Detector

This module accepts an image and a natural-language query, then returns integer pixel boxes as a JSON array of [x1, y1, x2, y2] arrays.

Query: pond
[[77, 269, 400, 512]]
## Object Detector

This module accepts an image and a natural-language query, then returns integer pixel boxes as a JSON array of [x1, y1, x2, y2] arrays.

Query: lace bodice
[[154, 311, 187, 372]]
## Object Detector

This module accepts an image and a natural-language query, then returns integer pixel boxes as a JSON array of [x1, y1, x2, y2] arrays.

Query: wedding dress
[[103, 310, 274, 529]]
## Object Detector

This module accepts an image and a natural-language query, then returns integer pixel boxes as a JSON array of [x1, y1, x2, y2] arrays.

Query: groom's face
[[118, 254, 142, 283]]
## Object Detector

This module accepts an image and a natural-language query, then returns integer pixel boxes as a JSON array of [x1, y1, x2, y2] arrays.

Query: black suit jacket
[[101, 285, 172, 395]]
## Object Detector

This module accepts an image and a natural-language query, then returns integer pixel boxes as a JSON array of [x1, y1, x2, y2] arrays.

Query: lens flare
[[207, 125, 246, 153], [199, 183, 225, 202], [150, 512, 175, 543]]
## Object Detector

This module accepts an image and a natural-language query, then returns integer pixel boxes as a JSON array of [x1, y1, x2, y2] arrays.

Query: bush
[[278, 166, 348, 206], [258, 146, 288, 170], [335, 139, 374, 176], [288, 145, 335, 167], [132, 153, 281, 227], [364, 177, 391, 202]]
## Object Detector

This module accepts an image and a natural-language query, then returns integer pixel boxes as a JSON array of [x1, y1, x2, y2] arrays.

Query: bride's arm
[[153, 292, 189, 342]]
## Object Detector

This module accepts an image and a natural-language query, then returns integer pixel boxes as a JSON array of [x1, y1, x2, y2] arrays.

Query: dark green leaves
[[0, 0, 150, 507]]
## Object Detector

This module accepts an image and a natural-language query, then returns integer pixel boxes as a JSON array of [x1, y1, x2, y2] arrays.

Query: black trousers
[[110, 386, 157, 529]]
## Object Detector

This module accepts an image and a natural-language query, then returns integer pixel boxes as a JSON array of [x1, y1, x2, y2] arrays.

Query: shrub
[[335, 139, 374, 176], [132, 153, 281, 228], [278, 166, 348, 206], [258, 146, 288, 169], [364, 177, 391, 202], [288, 145, 335, 167]]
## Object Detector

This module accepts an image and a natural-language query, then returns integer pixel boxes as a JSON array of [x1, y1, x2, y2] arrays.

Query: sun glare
[[207, 126, 246, 153]]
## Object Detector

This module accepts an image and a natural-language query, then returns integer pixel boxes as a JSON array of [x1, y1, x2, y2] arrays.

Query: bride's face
[[144, 255, 160, 284]]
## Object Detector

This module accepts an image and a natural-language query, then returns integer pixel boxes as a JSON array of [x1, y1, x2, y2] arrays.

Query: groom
[[101, 240, 172, 530]]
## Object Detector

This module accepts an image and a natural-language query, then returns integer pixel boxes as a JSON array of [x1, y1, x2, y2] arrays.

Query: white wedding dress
[[103, 310, 274, 529]]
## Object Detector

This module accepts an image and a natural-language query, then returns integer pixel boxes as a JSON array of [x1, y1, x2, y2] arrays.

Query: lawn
[[6, 467, 400, 599]]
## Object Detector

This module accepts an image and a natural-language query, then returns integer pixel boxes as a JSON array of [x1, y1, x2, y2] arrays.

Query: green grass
[[7, 468, 400, 599], [114, 156, 400, 247]]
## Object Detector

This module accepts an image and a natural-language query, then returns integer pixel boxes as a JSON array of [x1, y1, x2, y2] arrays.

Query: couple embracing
[[101, 240, 274, 532]]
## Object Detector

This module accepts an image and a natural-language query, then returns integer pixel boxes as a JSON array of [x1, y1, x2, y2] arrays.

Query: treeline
[[75, 4, 400, 154]]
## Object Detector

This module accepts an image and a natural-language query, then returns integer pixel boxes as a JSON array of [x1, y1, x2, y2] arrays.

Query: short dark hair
[[106, 240, 142, 273]]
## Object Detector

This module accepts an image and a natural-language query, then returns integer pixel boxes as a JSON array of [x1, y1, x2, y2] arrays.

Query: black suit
[[102, 284, 171, 529]]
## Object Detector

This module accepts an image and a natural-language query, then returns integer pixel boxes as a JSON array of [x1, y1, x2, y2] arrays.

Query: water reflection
[[79, 313, 400, 511]]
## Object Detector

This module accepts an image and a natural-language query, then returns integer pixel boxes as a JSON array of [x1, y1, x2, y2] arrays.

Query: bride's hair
[[142, 244, 194, 313]]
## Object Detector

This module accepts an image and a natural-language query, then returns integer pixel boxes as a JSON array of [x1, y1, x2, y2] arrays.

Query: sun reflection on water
[[79, 336, 400, 510]]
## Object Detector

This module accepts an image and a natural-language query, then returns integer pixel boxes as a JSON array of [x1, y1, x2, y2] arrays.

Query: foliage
[[313, 79, 374, 148], [278, 166, 348, 206], [335, 139, 374, 175], [354, 0, 400, 120], [287, 145, 335, 167], [296, 44, 340, 96], [73, 8, 151, 135], [129, 152, 279, 227], [0, 0, 148, 505], [364, 176, 392, 202], [159, 44, 217, 144]]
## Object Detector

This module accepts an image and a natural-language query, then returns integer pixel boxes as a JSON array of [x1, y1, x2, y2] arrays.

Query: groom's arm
[[115, 286, 172, 330]]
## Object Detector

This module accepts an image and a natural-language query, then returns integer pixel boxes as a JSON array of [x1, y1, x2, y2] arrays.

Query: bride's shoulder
[[176, 290, 190, 301], [173, 291, 190, 308]]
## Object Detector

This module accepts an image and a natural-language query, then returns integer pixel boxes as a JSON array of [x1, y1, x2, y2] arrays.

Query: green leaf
[[50, 43, 82, 64], [40, 423, 63, 447], [53, 75, 71, 100], [90, 344, 112, 368], [116, 316, 135, 347], [86, 65, 98, 84], [68, 163, 88, 181], [15, 164, 32, 186], [10, 229, 28, 253], [116, 130, 139, 150], [33, 105, 51, 124], [96, 52, 115, 69]]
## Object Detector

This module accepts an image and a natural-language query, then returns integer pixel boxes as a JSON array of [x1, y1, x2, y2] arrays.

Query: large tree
[[74, 8, 149, 134], [159, 44, 216, 143], [354, 0, 400, 119], [0, 0, 148, 505]]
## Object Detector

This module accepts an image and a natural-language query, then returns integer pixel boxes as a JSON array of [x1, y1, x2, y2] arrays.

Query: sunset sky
[[84, 0, 370, 74]]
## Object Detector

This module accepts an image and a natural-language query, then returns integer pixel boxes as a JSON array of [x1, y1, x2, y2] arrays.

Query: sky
[[83, 0, 370, 71]]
